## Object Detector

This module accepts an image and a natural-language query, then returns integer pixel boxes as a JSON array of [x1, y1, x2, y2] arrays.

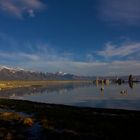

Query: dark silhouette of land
[[0, 99, 140, 140]]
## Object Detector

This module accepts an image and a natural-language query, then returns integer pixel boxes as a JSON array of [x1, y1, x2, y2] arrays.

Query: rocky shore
[[0, 99, 140, 140]]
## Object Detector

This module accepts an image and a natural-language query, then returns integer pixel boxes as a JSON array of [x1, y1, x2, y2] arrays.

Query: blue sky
[[0, 0, 140, 76]]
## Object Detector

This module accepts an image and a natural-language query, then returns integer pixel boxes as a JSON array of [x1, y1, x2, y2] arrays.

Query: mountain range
[[0, 66, 93, 80], [0, 65, 139, 81]]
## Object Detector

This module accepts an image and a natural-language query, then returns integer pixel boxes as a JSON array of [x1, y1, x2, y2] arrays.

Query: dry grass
[[0, 80, 91, 90], [0, 112, 22, 121]]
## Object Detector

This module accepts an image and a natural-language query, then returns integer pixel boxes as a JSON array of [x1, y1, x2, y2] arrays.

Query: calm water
[[1, 82, 140, 110]]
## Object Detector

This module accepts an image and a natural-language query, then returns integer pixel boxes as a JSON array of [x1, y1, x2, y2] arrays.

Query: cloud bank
[[0, 50, 139, 76], [0, 47, 140, 76], [0, 34, 140, 76]]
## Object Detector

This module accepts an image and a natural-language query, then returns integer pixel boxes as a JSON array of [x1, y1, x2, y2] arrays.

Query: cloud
[[28, 9, 35, 17], [86, 54, 95, 62], [97, 42, 140, 59], [0, 34, 140, 76], [0, 50, 140, 76], [0, 0, 46, 18], [98, 0, 140, 25], [0, 52, 40, 61], [19, 53, 40, 61], [20, 60, 140, 76]]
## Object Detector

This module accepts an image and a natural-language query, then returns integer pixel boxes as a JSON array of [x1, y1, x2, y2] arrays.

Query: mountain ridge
[[0, 65, 93, 80], [0, 65, 139, 81]]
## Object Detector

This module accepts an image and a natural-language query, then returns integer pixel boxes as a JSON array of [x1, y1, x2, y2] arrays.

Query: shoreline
[[0, 80, 92, 90], [0, 99, 140, 139], [1, 98, 140, 113]]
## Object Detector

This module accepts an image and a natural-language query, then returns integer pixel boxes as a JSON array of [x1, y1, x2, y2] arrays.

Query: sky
[[0, 0, 140, 76]]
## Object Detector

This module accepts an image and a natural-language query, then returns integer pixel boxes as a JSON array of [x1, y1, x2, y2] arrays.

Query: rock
[[4, 132, 13, 140], [23, 118, 34, 126]]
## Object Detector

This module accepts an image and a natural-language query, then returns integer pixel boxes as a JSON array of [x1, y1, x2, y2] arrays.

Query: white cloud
[[0, 50, 140, 76], [21, 60, 140, 76], [0, 0, 46, 18], [98, 0, 140, 25], [28, 9, 35, 17], [86, 54, 95, 62], [20, 53, 40, 61], [21, 46, 140, 76], [0, 52, 40, 61], [97, 42, 140, 58]]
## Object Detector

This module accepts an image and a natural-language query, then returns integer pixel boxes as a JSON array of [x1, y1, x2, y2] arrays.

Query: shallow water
[[1, 82, 140, 110]]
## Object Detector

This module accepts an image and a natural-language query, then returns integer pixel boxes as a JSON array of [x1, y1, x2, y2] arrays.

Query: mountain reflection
[[0, 82, 140, 110], [0, 82, 92, 98], [129, 82, 134, 89], [0, 81, 137, 99]]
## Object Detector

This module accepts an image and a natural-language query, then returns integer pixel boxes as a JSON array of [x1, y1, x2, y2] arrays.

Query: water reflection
[[0, 82, 92, 98], [95, 79, 137, 96], [129, 81, 134, 89], [0, 81, 140, 110]]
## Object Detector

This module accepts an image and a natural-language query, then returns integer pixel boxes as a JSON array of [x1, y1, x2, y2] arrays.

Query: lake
[[0, 82, 140, 110]]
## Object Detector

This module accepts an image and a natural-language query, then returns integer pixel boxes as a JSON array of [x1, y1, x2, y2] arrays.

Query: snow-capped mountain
[[0, 65, 89, 80], [55, 71, 67, 76], [0, 65, 95, 80], [0, 66, 25, 72], [0, 65, 45, 80]]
